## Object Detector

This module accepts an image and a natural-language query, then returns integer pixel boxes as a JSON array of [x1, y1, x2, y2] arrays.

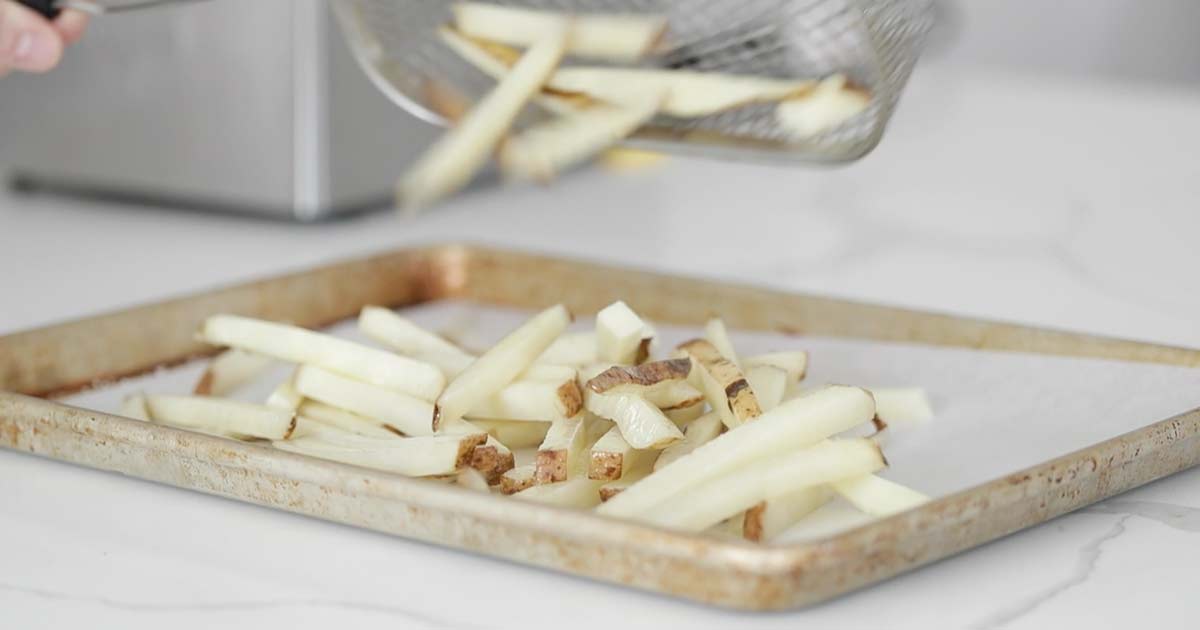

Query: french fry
[[585, 358, 691, 393], [514, 476, 605, 508], [536, 331, 597, 366], [775, 74, 871, 139], [595, 301, 651, 365], [772, 501, 876, 543], [468, 418, 551, 448], [547, 68, 816, 117], [500, 463, 538, 495], [358, 306, 476, 378], [638, 438, 885, 531], [119, 392, 151, 421], [832, 474, 929, 516], [451, 2, 666, 62], [193, 348, 275, 396], [446, 423, 517, 483], [598, 385, 875, 518], [584, 390, 683, 449], [144, 395, 296, 440], [587, 426, 658, 480], [291, 416, 355, 440], [398, 28, 569, 209], [437, 26, 583, 116], [499, 93, 663, 181], [360, 306, 580, 419], [265, 377, 303, 412], [293, 365, 433, 437], [598, 450, 656, 501], [703, 317, 739, 367], [297, 400, 402, 438], [745, 365, 788, 411], [199, 315, 444, 401], [466, 378, 583, 422], [275, 432, 486, 477], [587, 360, 703, 411], [663, 401, 706, 426], [871, 388, 934, 428], [535, 414, 588, 483], [435, 304, 571, 430], [707, 513, 747, 539], [678, 338, 761, 429], [456, 467, 492, 492], [744, 351, 808, 384], [653, 411, 722, 471], [743, 487, 831, 542]]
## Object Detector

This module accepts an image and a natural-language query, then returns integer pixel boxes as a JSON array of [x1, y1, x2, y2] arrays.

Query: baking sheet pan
[[3, 244, 1199, 609]]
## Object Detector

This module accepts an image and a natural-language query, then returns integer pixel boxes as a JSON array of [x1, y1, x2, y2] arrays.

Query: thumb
[[0, 0, 65, 73]]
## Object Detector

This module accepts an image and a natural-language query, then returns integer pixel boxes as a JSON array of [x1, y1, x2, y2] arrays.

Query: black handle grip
[[17, 0, 62, 19]]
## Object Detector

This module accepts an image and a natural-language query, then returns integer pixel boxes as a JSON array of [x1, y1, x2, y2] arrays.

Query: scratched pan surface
[[2, 244, 1200, 610]]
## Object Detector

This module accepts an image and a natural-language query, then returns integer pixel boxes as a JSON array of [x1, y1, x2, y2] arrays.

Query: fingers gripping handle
[[16, 0, 62, 19]]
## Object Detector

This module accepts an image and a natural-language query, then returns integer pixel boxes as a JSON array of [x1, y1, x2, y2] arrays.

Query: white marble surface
[[3, 63, 1200, 628]]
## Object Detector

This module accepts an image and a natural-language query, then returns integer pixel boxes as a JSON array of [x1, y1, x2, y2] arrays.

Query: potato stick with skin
[[536, 331, 597, 366], [595, 301, 649, 365], [586, 359, 703, 410], [598, 385, 875, 518], [435, 304, 571, 430], [704, 318, 739, 367], [436, 26, 583, 116], [358, 306, 476, 378], [469, 419, 551, 448], [776, 74, 871, 139], [514, 476, 605, 508], [547, 68, 816, 117], [585, 358, 691, 393], [194, 349, 275, 396], [584, 390, 683, 449], [500, 464, 538, 495], [653, 411, 722, 471], [456, 467, 492, 492], [745, 365, 788, 411], [451, 3, 666, 62], [500, 93, 663, 182], [439, 418, 516, 482], [744, 351, 808, 384], [679, 338, 761, 429], [588, 426, 656, 480], [663, 401, 705, 426], [199, 315, 444, 401], [293, 365, 433, 437], [297, 401, 402, 438], [535, 414, 588, 483], [833, 475, 929, 516], [638, 439, 885, 531], [119, 393, 151, 421], [466, 378, 583, 422], [398, 29, 569, 209], [144, 395, 296, 441], [598, 451, 657, 501], [743, 487, 831, 542], [870, 388, 934, 428], [275, 433, 486, 477]]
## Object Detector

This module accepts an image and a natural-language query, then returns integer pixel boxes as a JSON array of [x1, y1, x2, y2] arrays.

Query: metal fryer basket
[[332, 0, 934, 164]]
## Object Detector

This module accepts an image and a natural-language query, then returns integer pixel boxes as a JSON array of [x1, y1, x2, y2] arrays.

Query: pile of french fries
[[121, 300, 932, 543], [399, 2, 873, 208]]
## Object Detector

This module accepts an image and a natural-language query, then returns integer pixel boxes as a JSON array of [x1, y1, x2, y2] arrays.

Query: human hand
[[1, 1, 89, 77]]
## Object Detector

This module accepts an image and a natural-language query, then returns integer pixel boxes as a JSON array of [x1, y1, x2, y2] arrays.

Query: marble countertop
[[2, 64, 1200, 629]]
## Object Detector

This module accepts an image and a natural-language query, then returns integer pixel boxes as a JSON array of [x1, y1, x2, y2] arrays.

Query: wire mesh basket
[[333, 0, 935, 164]]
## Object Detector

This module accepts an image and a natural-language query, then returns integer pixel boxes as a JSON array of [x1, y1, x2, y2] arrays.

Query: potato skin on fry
[[588, 451, 625, 481], [586, 358, 692, 393], [678, 338, 762, 427]]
